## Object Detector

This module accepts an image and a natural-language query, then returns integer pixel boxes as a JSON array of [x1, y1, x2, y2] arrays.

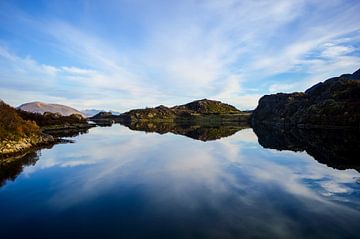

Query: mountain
[[82, 109, 120, 117], [252, 68, 360, 128], [18, 102, 85, 117]]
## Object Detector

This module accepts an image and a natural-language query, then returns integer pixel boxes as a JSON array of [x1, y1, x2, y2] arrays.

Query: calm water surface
[[0, 124, 359, 239]]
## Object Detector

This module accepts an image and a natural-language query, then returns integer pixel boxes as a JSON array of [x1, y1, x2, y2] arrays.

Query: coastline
[[0, 133, 56, 158]]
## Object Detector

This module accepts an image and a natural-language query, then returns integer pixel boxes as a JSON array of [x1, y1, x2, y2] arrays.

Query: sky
[[0, 0, 359, 111]]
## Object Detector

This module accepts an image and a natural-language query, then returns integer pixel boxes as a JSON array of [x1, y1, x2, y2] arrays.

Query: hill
[[118, 99, 251, 124], [252, 68, 360, 128], [18, 102, 85, 117], [82, 109, 120, 117]]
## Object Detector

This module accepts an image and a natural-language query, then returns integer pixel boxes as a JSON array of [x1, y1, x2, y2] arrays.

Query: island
[[90, 99, 252, 126]]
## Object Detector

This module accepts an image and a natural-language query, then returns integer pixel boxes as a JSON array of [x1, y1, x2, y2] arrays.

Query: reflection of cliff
[[121, 121, 250, 141], [253, 124, 360, 171], [0, 151, 39, 187], [43, 127, 90, 138]]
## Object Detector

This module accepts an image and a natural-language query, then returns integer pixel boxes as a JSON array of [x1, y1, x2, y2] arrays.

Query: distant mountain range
[[81, 109, 120, 117], [18, 102, 85, 117]]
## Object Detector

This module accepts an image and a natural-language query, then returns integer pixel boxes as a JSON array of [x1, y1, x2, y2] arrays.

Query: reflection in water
[[0, 151, 39, 187], [43, 127, 90, 138], [0, 125, 359, 239], [253, 123, 360, 172], [120, 121, 250, 141], [0, 128, 86, 187]]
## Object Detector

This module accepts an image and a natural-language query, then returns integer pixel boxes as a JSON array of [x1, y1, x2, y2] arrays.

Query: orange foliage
[[0, 101, 40, 140]]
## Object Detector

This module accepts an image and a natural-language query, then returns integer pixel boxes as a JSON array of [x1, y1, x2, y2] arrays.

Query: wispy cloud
[[0, 0, 359, 110]]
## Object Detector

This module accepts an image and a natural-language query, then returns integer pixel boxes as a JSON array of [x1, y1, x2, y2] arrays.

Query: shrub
[[0, 101, 40, 140]]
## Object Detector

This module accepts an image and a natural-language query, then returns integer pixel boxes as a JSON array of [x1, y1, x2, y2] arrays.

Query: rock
[[252, 68, 360, 128]]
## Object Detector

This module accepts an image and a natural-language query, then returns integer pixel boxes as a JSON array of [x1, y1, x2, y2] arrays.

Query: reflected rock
[[253, 123, 360, 171], [0, 151, 39, 187], [121, 121, 250, 141], [43, 127, 91, 138]]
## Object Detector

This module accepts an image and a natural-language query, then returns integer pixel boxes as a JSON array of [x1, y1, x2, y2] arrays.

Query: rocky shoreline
[[0, 134, 55, 158], [0, 101, 93, 158], [0, 124, 93, 158]]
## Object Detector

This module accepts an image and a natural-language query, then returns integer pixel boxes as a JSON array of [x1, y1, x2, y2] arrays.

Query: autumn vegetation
[[0, 101, 40, 140]]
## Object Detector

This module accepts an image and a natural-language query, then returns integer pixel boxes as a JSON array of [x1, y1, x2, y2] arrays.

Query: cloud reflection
[[15, 125, 360, 238]]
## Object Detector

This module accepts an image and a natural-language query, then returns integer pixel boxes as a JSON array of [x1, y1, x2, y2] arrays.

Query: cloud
[[0, 0, 359, 110], [61, 66, 97, 75], [321, 44, 354, 58]]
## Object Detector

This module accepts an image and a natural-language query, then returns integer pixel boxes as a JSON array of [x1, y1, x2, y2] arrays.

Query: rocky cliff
[[252, 68, 360, 128]]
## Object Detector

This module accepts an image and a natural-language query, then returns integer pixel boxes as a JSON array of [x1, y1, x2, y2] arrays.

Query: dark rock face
[[252, 68, 360, 128], [253, 124, 360, 172]]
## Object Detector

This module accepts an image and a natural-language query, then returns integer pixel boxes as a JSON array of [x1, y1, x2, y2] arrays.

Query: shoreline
[[0, 125, 89, 159], [0, 133, 56, 159]]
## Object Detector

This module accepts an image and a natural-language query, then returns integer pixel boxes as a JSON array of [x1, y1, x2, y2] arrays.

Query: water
[[0, 124, 359, 239]]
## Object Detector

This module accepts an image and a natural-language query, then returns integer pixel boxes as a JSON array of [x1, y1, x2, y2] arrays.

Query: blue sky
[[0, 0, 359, 111]]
